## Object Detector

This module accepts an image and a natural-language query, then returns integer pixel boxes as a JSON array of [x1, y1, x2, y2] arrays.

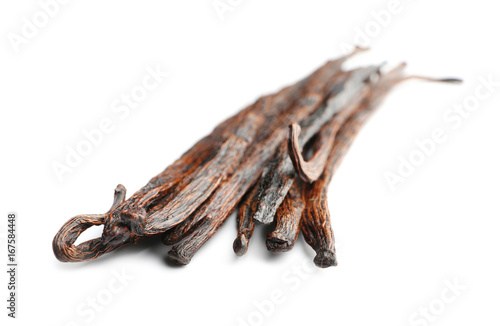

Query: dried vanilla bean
[[265, 178, 305, 252], [300, 64, 445, 268], [232, 181, 259, 256]]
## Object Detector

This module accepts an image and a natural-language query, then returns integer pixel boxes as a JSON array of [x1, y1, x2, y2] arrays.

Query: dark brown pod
[[300, 64, 417, 268], [266, 179, 305, 252], [233, 181, 260, 256]]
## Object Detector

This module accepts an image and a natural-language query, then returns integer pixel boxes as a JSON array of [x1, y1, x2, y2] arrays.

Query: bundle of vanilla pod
[[53, 48, 460, 268]]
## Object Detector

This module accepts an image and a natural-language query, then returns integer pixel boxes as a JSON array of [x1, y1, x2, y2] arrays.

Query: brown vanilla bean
[[301, 65, 410, 268], [266, 178, 305, 252], [300, 102, 373, 268], [301, 66, 461, 268], [232, 182, 259, 256]]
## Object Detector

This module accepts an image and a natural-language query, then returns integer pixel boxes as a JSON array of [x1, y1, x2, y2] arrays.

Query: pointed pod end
[[405, 75, 463, 84], [437, 77, 463, 84]]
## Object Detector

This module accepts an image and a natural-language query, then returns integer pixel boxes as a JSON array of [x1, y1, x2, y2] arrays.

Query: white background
[[1, 1, 499, 325]]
